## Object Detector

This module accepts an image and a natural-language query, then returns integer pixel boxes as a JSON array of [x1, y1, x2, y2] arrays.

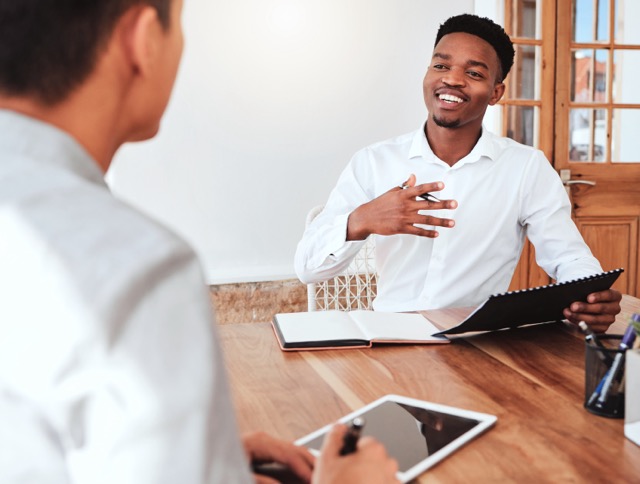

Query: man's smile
[[438, 93, 464, 103]]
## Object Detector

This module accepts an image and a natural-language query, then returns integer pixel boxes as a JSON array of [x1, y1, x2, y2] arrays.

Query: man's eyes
[[431, 64, 485, 79]]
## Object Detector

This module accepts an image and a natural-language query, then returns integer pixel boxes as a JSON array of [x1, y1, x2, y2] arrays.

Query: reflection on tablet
[[297, 395, 496, 482]]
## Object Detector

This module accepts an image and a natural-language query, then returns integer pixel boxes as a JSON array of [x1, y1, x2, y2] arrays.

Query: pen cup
[[584, 335, 625, 418]]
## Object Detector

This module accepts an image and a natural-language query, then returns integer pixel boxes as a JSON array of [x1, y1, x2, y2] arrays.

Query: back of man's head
[[0, 0, 171, 106], [435, 14, 515, 82]]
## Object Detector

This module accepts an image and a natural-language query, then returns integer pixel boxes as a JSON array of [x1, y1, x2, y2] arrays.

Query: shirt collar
[[408, 121, 500, 168], [0, 109, 106, 187]]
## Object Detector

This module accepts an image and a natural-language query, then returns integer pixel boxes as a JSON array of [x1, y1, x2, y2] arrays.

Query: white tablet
[[296, 394, 497, 483]]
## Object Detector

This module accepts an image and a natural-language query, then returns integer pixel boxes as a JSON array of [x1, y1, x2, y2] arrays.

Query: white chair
[[305, 205, 377, 311]]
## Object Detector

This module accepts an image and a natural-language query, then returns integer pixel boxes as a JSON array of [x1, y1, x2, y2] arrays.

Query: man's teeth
[[439, 94, 463, 103]]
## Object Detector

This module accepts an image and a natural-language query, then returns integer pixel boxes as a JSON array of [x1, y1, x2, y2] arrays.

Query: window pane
[[574, 0, 610, 42], [596, 0, 609, 41], [570, 49, 608, 102], [611, 109, 640, 162], [612, 50, 640, 104], [508, 45, 538, 99], [506, 105, 536, 147], [569, 108, 607, 162], [615, 0, 640, 43], [510, 0, 539, 39]]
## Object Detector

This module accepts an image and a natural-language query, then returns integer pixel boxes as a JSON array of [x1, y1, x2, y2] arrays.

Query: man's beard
[[432, 113, 460, 129]]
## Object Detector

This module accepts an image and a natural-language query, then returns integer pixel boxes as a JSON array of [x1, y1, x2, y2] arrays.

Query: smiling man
[[295, 14, 621, 331]]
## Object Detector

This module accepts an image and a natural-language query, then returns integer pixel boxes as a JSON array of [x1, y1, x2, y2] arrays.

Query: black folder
[[434, 269, 623, 336]]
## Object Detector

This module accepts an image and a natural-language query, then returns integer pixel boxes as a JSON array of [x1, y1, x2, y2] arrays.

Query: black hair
[[0, 0, 172, 105], [434, 14, 515, 82]]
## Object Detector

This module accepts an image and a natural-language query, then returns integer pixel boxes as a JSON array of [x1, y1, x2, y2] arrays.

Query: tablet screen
[[296, 395, 496, 482]]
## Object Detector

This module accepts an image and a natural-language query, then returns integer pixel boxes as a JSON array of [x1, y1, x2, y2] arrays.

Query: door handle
[[563, 180, 596, 186], [559, 169, 596, 187]]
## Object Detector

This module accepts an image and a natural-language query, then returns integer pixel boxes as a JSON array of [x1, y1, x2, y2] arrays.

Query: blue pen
[[594, 320, 638, 407], [587, 376, 606, 407]]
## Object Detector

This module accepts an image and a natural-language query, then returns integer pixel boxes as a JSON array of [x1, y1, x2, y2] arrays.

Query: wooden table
[[218, 295, 640, 482]]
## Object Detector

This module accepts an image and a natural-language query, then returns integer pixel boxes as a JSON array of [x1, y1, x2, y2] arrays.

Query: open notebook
[[272, 310, 449, 351]]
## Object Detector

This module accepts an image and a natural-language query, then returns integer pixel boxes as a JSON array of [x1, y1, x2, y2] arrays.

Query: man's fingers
[[570, 301, 619, 315], [423, 215, 455, 227], [407, 226, 441, 238], [412, 181, 444, 194], [564, 308, 616, 333], [586, 289, 623, 304], [401, 174, 417, 188]]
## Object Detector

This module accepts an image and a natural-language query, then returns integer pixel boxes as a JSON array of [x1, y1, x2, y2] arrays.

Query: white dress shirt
[[0, 110, 252, 483], [295, 124, 602, 311]]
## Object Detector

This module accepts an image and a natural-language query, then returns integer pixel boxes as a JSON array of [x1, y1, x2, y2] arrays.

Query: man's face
[[423, 32, 505, 131]]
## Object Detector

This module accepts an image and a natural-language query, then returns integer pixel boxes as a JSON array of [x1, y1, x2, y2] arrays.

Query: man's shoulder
[[485, 129, 539, 153], [483, 129, 548, 166], [1, 165, 198, 296], [350, 129, 418, 162], [364, 130, 417, 151]]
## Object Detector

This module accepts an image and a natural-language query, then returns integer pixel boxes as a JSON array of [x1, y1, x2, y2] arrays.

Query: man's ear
[[124, 5, 164, 77], [488, 82, 506, 106]]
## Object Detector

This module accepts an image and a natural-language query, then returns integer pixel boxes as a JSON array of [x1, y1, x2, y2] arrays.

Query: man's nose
[[441, 67, 465, 87]]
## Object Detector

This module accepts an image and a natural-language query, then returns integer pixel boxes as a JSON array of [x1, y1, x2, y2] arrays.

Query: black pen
[[400, 184, 441, 203], [339, 417, 365, 455]]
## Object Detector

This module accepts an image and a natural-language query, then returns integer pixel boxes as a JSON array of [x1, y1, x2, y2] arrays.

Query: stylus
[[339, 417, 365, 455]]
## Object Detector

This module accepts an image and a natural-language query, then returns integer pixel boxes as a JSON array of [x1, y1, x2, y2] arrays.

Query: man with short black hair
[[0, 1, 399, 482], [295, 14, 621, 331]]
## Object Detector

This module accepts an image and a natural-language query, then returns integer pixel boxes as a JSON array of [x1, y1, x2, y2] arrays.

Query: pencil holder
[[584, 335, 625, 418], [625, 349, 640, 445]]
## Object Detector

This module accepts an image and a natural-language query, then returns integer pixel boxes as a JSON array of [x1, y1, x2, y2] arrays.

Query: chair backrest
[[305, 205, 377, 311]]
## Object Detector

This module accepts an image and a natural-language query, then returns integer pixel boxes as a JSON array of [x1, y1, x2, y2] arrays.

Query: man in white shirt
[[295, 14, 621, 332], [0, 1, 398, 483]]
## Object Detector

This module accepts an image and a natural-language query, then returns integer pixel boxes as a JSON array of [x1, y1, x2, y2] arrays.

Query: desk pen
[[578, 321, 614, 366], [594, 321, 637, 408], [400, 184, 441, 203], [339, 417, 365, 456]]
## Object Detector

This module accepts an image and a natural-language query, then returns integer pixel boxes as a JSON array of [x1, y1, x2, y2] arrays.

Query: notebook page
[[349, 311, 447, 342]]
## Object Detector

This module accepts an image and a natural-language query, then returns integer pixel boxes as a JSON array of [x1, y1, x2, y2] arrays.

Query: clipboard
[[434, 269, 623, 336]]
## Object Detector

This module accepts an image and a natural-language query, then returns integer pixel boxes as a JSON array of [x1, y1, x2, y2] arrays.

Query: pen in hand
[[400, 184, 441, 203], [339, 417, 365, 456]]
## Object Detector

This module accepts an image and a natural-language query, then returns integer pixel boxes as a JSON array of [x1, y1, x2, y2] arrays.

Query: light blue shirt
[[0, 110, 251, 483]]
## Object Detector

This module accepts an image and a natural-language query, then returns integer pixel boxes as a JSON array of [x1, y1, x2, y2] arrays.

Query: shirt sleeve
[[518, 150, 603, 282], [294, 151, 372, 284]]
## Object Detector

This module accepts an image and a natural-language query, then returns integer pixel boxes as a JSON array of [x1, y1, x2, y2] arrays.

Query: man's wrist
[[346, 209, 369, 241]]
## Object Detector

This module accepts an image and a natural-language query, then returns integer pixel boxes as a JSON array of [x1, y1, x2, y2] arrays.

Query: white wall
[[108, 0, 473, 284]]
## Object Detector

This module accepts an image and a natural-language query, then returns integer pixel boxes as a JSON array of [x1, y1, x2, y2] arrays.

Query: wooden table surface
[[218, 295, 640, 482]]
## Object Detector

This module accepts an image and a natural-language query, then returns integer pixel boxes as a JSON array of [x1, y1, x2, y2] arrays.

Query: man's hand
[[563, 288, 622, 333], [312, 423, 400, 484], [242, 431, 315, 484], [346, 174, 457, 241]]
